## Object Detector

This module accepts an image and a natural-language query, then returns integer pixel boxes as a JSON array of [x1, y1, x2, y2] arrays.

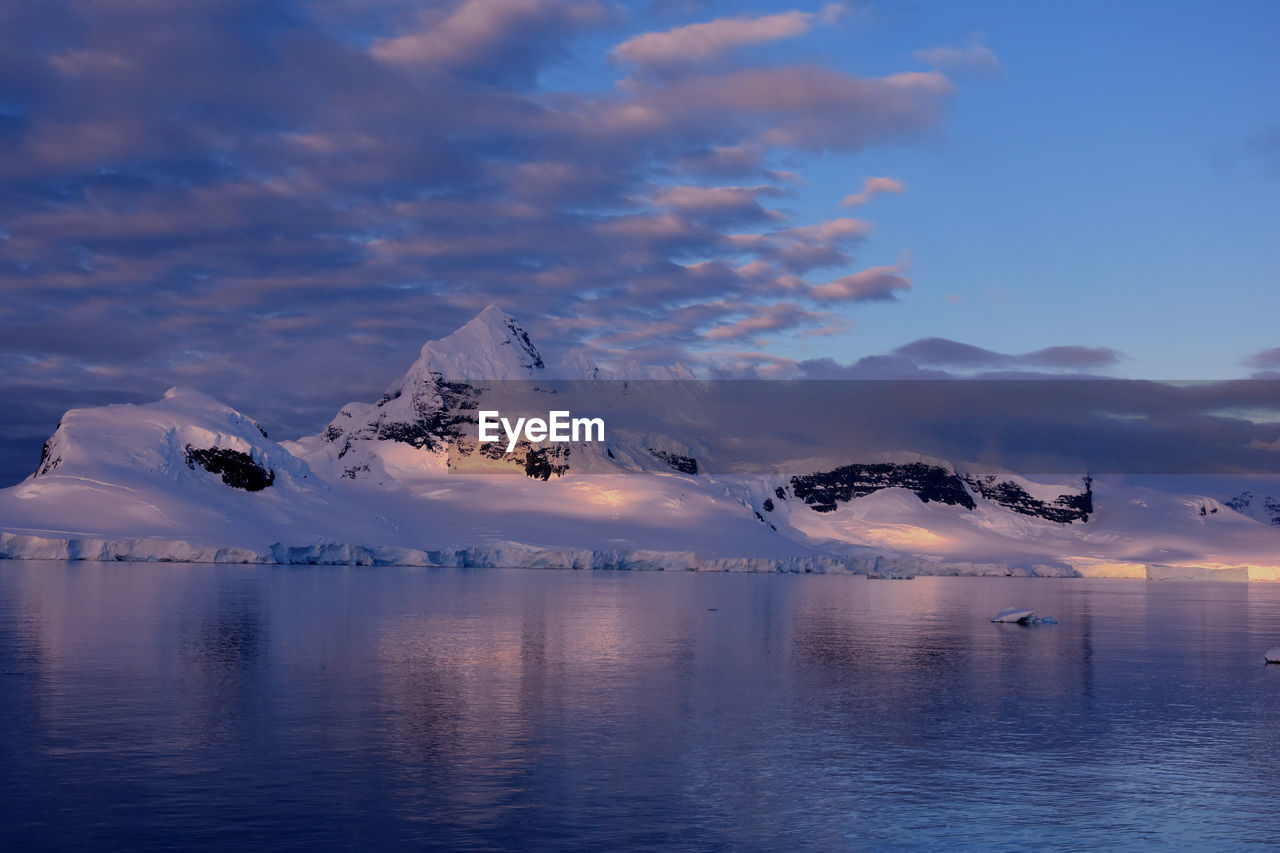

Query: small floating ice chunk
[[1264, 648, 1280, 664], [992, 608, 1035, 624]]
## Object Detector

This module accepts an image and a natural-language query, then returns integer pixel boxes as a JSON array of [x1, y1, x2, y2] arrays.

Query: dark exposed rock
[[375, 419, 443, 449], [774, 486, 786, 500], [1223, 490, 1279, 520], [762, 498, 774, 512], [371, 378, 483, 451], [1232, 491, 1280, 524], [962, 473, 1092, 524], [184, 445, 274, 491], [649, 449, 698, 475], [1226, 491, 1251, 512], [790, 462, 975, 513], [438, 379, 482, 409], [506, 318, 545, 369], [524, 445, 570, 481], [36, 436, 62, 476]]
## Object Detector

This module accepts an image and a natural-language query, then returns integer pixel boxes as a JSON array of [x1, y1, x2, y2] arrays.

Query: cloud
[[895, 337, 1010, 366], [372, 0, 613, 84], [48, 50, 133, 76], [894, 337, 1122, 369], [585, 66, 954, 153], [701, 302, 825, 341], [913, 34, 1000, 76], [674, 144, 801, 183], [841, 176, 905, 207], [1245, 347, 1280, 370], [797, 354, 950, 379], [653, 184, 785, 221], [808, 263, 911, 302], [780, 217, 872, 243], [676, 144, 763, 175], [1028, 346, 1123, 369], [611, 5, 843, 70], [727, 216, 873, 274]]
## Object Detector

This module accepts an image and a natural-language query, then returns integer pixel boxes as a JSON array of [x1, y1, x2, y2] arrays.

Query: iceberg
[[991, 608, 1036, 623]]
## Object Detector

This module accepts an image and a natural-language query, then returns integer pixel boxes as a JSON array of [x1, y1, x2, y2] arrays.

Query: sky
[[0, 0, 1277, 484]]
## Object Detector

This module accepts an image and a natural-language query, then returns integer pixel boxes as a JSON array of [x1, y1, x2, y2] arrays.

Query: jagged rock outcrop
[[962, 474, 1092, 524], [1226, 491, 1280, 525], [649, 449, 698, 475], [184, 446, 275, 491], [789, 462, 976, 513]]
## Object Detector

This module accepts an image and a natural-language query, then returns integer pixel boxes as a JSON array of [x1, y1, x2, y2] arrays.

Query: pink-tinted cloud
[[372, 0, 612, 82], [780, 217, 871, 244], [676, 145, 765, 176], [595, 212, 717, 246], [611, 6, 842, 69], [913, 35, 1001, 76], [600, 67, 953, 151], [701, 302, 825, 341], [808, 263, 911, 302], [730, 217, 872, 273], [841, 176, 906, 207], [654, 184, 785, 222]]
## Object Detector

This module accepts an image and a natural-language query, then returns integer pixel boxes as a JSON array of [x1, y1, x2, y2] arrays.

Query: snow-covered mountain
[[4, 306, 1280, 580], [304, 305, 557, 483]]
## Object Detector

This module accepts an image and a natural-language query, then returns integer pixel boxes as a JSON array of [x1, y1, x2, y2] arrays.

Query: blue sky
[[0, 0, 1277, 482]]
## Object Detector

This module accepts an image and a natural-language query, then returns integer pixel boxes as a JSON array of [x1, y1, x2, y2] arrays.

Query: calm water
[[3, 563, 1280, 850]]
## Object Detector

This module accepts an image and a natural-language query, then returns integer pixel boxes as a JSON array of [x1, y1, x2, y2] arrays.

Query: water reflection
[[179, 577, 268, 673], [2, 564, 1280, 849]]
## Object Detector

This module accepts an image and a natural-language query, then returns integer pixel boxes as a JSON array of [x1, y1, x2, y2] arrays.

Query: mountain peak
[[473, 303, 512, 323], [161, 386, 230, 408], [413, 305, 545, 380], [318, 305, 549, 457]]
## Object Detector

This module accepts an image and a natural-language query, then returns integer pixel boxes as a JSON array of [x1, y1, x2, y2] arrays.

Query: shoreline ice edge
[[3, 531, 1271, 580]]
